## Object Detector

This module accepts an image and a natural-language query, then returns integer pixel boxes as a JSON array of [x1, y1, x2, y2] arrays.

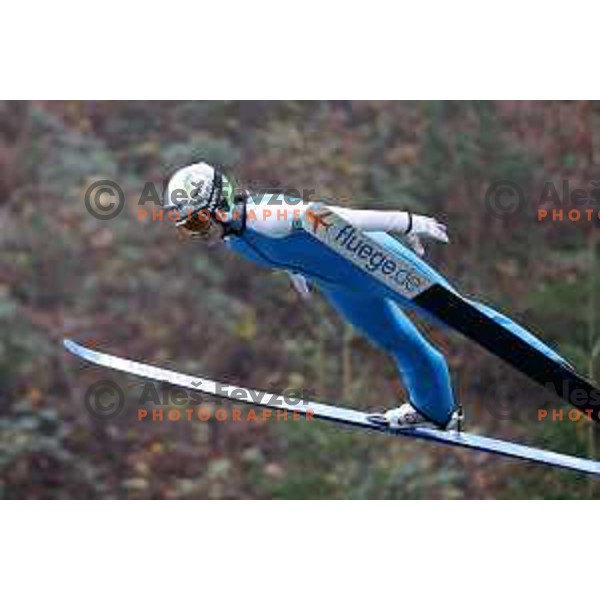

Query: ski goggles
[[176, 210, 213, 236]]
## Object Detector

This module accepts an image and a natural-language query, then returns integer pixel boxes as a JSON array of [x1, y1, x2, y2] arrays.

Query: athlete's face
[[177, 211, 213, 238]]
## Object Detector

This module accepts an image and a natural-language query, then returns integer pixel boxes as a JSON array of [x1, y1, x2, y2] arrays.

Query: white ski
[[64, 339, 600, 476]]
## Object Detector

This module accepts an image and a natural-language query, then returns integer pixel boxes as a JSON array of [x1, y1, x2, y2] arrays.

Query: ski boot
[[369, 403, 463, 431]]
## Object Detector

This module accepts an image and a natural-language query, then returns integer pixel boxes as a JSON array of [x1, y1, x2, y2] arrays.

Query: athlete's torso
[[224, 194, 453, 302]]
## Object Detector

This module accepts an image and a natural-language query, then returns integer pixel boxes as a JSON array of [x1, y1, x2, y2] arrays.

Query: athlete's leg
[[468, 300, 571, 367], [365, 231, 570, 367], [319, 287, 456, 426]]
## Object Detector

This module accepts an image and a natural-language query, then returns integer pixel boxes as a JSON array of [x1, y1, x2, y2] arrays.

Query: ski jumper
[[223, 194, 566, 427]]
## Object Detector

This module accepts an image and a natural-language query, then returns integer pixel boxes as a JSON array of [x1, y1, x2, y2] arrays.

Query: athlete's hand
[[288, 272, 311, 299], [406, 215, 449, 256]]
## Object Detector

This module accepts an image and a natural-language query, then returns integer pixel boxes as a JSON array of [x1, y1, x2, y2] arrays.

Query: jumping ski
[[64, 339, 600, 476]]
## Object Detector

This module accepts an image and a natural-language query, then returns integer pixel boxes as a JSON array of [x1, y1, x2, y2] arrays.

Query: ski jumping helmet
[[163, 162, 233, 234]]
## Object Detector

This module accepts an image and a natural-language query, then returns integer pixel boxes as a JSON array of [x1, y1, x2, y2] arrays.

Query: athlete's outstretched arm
[[328, 206, 449, 256], [244, 195, 449, 256]]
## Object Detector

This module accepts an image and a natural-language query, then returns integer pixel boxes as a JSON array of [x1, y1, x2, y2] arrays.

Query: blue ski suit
[[222, 195, 565, 426]]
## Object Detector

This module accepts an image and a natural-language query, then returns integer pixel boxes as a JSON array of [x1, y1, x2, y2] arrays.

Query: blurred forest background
[[2, 100, 600, 499]]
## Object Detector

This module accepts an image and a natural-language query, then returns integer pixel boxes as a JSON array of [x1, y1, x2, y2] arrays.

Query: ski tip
[[63, 339, 81, 354]]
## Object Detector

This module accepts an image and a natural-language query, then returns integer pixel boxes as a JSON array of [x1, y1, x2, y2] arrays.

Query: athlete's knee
[[471, 300, 511, 325], [421, 345, 449, 376]]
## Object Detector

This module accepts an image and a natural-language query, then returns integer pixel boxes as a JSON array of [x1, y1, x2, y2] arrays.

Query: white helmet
[[164, 162, 232, 225]]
